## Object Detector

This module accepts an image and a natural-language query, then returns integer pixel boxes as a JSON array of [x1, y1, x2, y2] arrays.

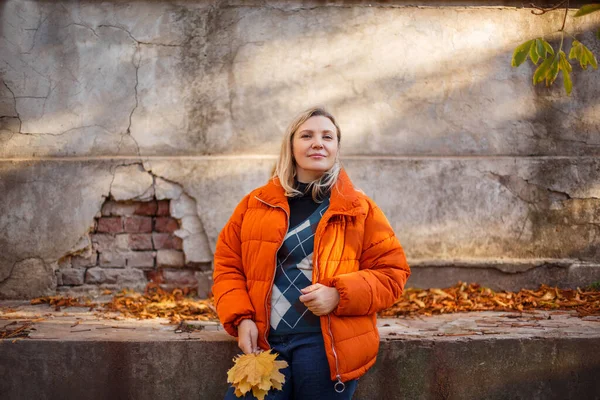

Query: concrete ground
[[1, 302, 599, 399]]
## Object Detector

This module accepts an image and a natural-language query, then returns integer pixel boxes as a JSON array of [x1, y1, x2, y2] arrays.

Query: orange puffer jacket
[[212, 169, 410, 383]]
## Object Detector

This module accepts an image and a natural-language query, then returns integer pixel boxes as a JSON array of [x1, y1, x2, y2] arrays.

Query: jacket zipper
[[254, 196, 289, 350], [314, 213, 345, 392]]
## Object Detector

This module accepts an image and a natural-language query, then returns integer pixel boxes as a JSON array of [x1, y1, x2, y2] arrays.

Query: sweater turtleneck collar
[[294, 180, 311, 197]]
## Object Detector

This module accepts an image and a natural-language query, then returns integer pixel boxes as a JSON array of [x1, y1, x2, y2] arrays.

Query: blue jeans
[[224, 332, 358, 399]]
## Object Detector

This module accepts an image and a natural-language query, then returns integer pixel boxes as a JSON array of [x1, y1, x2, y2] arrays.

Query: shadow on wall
[[0, 1, 599, 158]]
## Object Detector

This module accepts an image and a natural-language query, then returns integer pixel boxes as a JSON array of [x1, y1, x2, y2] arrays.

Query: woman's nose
[[312, 139, 323, 149]]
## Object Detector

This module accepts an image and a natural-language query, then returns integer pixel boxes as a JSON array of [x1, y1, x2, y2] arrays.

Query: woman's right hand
[[237, 319, 259, 354]]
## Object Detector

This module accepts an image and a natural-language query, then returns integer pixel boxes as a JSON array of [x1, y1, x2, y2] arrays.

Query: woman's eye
[[324, 135, 333, 140]]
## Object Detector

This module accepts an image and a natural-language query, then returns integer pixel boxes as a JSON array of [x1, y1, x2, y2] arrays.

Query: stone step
[[1, 304, 599, 400]]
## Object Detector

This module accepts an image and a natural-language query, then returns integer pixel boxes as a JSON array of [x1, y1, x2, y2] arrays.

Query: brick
[[156, 200, 170, 216], [97, 217, 123, 233], [123, 216, 152, 233], [101, 201, 137, 216], [152, 233, 183, 250], [71, 252, 98, 268], [155, 217, 179, 233], [145, 269, 164, 284], [162, 268, 198, 286], [99, 251, 127, 267], [92, 234, 130, 252], [156, 250, 185, 268], [85, 267, 145, 285], [126, 251, 155, 268], [134, 200, 158, 216], [129, 234, 153, 250], [61, 269, 85, 286]]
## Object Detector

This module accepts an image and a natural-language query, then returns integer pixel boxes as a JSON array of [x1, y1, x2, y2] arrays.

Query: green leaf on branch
[[541, 39, 555, 56], [512, 39, 534, 67], [529, 41, 541, 64], [559, 51, 573, 95], [536, 39, 546, 59], [569, 40, 582, 60], [569, 40, 598, 70], [533, 56, 554, 85], [533, 52, 561, 87], [574, 4, 600, 17], [559, 51, 572, 73], [547, 54, 560, 85]]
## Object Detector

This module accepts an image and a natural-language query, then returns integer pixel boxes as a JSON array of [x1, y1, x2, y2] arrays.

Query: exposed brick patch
[[69, 197, 206, 294], [155, 217, 179, 233], [129, 234, 153, 250], [124, 216, 152, 233], [97, 217, 123, 233], [157, 200, 170, 216], [152, 233, 183, 250], [134, 200, 158, 216]]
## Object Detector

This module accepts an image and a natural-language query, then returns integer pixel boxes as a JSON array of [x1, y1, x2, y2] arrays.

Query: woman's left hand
[[299, 283, 340, 316]]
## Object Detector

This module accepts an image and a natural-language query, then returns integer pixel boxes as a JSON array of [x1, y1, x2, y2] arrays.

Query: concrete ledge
[[1, 305, 599, 399]]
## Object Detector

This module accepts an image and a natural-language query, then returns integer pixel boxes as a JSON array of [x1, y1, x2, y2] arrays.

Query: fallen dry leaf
[[30, 296, 95, 311]]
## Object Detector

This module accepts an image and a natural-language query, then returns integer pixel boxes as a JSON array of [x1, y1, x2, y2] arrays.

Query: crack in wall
[[92, 24, 144, 158], [23, 12, 50, 55], [97, 24, 185, 47], [485, 171, 572, 208], [106, 161, 146, 197], [0, 256, 46, 284], [2, 81, 23, 134]]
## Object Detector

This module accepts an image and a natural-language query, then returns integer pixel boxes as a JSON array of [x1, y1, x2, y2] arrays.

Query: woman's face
[[292, 115, 339, 183]]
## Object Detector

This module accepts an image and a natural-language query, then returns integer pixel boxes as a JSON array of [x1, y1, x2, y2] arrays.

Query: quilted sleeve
[[212, 194, 256, 337], [330, 200, 410, 316]]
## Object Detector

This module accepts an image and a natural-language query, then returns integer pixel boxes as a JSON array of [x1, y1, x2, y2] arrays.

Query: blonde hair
[[274, 106, 341, 202]]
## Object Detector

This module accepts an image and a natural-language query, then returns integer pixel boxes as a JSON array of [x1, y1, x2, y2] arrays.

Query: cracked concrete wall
[[1, 0, 599, 297], [1, 1, 599, 157]]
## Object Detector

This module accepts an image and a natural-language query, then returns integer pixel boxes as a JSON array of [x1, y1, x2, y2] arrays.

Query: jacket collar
[[255, 168, 363, 215]]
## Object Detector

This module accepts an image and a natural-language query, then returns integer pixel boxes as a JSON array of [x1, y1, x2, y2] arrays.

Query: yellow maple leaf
[[252, 387, 269, 400], [227, 350, 288, 398]]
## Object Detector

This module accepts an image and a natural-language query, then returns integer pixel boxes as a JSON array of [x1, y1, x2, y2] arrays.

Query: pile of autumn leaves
[[27, 281, 600, 324], [380, 282, 600, 318]]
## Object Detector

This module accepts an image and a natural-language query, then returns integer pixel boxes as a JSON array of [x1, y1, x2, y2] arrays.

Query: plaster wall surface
[[1, 0, 599, 297]]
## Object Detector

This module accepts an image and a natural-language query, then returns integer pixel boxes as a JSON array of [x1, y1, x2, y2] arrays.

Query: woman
[[213, 107, 411, 399]]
